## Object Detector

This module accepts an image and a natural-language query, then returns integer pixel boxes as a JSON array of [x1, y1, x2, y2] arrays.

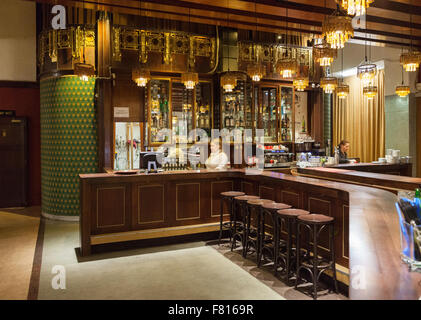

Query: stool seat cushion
[[262, 202, 292, 210], [234, 195, 260, 201], [247, 199, 274, 206], [221, 191, 245, 197], [277, 208, 310, 217], [298, 214, 334, 223]]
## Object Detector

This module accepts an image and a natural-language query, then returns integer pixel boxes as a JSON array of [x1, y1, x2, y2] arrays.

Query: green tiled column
[[40, 76, 98, 219]]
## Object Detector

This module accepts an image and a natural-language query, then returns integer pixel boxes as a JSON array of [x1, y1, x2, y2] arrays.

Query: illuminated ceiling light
[[337, 84, 350, 99], [395, 85, 410, 97], [247, 62, 266, 82], [293, 77, 309, 91], [335, 0, 374, 17], [322, 14, 354, 49], [181, 71, 199, 90], [276, 58, 298, 79], [74, 62, 95, 82], [357, 61, 377, 86], [363, 85, 378, 99], [320, 77, 338, 94], [221, 72, 237, 93], [400, 51, 421, 72], [314, 41, 337, 67], [132, 67, 150, 87]]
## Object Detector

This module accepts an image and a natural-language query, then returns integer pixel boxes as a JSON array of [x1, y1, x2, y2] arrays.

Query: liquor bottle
[[301, 116, 306, 133], [224, 115, 230, 128]]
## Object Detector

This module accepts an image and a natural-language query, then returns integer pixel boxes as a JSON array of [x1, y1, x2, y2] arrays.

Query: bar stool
[[243, 199, 274, 260], [219, 191, 245, 245], [295, 214, 339, 300], [258, 202, 292, 269], [231, 195, 259, 251], [275, 209, 310, 284]]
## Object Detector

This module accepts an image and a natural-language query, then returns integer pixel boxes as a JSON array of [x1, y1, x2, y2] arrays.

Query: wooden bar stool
[[276, 209, 310, 284], [219, 191, 245, 245], [231, 195, 259, 251], [295, 214, 339, 300], [244, 199, 274, 260], [258, 202, 292, 269]]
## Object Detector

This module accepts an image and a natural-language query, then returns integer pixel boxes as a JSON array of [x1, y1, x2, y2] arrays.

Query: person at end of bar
[[205, 138, 228, 170], [338, 140, 350, 164]]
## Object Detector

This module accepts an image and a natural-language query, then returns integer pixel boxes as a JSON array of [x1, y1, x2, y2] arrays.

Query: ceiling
[[26, 0, 421, 48]]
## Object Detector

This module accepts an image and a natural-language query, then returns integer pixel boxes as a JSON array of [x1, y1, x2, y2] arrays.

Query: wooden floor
[[0, 207, 40, 300]]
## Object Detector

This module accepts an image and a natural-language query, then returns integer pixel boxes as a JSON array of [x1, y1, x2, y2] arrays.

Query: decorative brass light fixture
[[277, 7, 298, 78], [182, 7, 199, 89], [132, 0, 150, 87], [335, 0, 374, 17], [221, 0, 237, 92], [74, 0, 95, 81], [247, 62, 265, 82], [337, 48, 349, 99], [320, 76, 338, 94], [293, 77, 309, 92], [221, 72, 237, 93], [322, 8, 354, 49], [314, 40, 337, 67], [400, 1, 421, 72], [363, 85, 377, 99], [247, 0, 265, 82], [357, 9, 376, 86], [396, 52, 410, 97]]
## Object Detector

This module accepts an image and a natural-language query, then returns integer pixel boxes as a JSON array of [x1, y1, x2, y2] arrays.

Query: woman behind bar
[[338, 140, 350, 164], [205, 138, 228, 170]]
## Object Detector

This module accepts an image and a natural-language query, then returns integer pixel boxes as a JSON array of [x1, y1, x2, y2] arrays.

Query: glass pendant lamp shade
[[357, 61, 377, 86], [320, 77, 338, 94], [322, 15, 354, 49], [314, 42, 337, 67], [395, 85, 410, 97], [75, 62, 95, 82], [400, 51, 421, 72], [337, 84, 350, 99], [293, 77, 309, 92], [132, 67, 151, 87], [363, 85, 378, 99], [181, 72, 199, 89], [335, 0, 374, 16], [247, 62, 265, 82], [221, 72, 237, 92], [276, 58, 298, 79]]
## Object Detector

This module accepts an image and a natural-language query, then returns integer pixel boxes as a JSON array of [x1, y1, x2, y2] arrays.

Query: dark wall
[[0, 82, 41, 206]]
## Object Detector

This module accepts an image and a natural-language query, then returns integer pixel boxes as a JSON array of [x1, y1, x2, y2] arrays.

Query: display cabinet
[[280, 86, 294, 143], [147, 79, 171, 146], [258, 86, 279, 143], [195, 81, 213, 137], [172, 81, 194, 144], [114, 122, 141, 170]]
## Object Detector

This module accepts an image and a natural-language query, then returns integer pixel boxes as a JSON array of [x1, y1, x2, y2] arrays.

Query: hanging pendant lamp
[[335, 0, 374, 17], [182, 7, 199, 89], [322, 4, 354, 49], [277, 7, 298, 78], [132, 0, 150, 87], [75, 0, 95, 81]]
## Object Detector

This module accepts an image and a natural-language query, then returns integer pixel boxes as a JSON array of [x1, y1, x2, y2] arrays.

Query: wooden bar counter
[[79, 168, 421, 299]]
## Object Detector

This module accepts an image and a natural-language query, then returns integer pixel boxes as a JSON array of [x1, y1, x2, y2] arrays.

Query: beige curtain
[[333, 69, 385, 163]]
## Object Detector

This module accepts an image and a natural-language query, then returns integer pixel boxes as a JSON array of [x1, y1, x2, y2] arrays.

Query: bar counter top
[[79, 168, 421, 299]]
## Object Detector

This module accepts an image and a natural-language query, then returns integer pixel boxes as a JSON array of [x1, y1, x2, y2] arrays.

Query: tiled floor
[[0, 207, 347, 300]]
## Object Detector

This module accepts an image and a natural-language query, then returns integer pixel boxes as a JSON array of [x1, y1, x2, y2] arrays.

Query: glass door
[[171, 81, 194, 144], [280, 86, 294, 142], [260, 86, 279, 143], [147, 79, 171, 145], [195, 81, 212, 137]]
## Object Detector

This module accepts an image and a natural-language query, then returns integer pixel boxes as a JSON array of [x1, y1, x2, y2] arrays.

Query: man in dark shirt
[[338, 140, 350, 164]]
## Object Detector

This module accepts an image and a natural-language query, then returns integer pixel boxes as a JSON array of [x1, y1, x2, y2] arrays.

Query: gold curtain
[[333, 69, 385, 163]]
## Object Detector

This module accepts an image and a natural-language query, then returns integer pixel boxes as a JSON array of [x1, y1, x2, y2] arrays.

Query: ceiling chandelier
[[396, 59, 410, 97], [247, 62, 266, 82], [75, 0, 95, 81], [132, 67, 150, 87], [322, 10, 354, 49], [314, 41, 337, 67], [337, 49, 349, 99], [182, 8, 199, 89], [363, 85, 377, 99], [357, 11, 377, 86], [277, 7, 298, 79], [320, 76, 338, 94], [293, 76, 309, 92], [400, 2, 421, 72], [335, 0, 374, 17], [181, 71, 199, 90], [132, 0, 150, 87], [221, 72, 237, 93]]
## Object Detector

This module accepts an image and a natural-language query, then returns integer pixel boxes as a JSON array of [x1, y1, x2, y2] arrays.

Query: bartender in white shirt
[[205, 138, 229, 170]]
